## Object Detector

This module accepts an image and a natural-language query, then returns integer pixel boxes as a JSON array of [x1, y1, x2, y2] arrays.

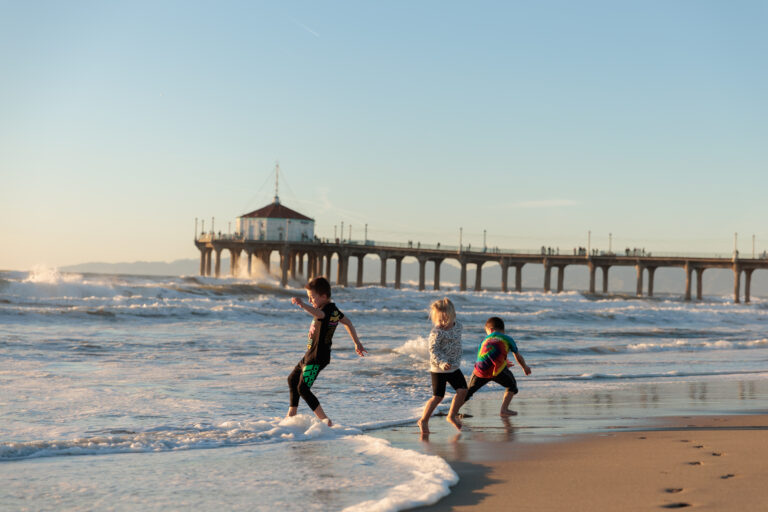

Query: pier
[[194, 236, 767, 303]]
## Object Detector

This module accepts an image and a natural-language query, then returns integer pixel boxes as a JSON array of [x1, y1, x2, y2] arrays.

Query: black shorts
[[430, 369, 468, 398], [466, 367, 518, 400]]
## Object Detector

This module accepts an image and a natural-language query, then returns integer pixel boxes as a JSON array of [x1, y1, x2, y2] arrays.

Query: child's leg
[[418, 396, 443, 433], [312, 405, 332, 426], [286, 364, 303, 416], [464, 374, 489, 402], [495, 368, 519, 416], [418, 373, 446, 433], [500, 389, 517, 416], [297, 363, 332, 424], [446, 370, 468, 431], [446, 388, 467, 430]]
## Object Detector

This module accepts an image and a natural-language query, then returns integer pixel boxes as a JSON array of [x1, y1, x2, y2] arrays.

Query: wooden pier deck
[[194, 236, 768, 303]]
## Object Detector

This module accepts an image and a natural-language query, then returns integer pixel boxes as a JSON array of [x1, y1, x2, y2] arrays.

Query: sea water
[[1, 268, 767, 511]]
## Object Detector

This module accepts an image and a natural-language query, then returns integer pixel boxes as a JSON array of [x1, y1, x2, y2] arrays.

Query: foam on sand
[[342, 435, 458, 512]]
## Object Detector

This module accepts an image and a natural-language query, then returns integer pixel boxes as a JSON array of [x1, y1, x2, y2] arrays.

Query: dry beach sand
[[372, 380, 768, 512]]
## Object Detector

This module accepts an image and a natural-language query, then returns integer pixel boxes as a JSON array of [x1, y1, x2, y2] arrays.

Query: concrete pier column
[[543, 259, 551, 292], [460, 262, 468, 291], [601, 266, 609, 294], [635, 264, 644, 297], [394, 257, 403, 289], [356, 255, 364, 287], [325, 254, 332, 279], [733, 264, 741, 304], [515, 264, 523, 292], [647, 267, 656, 297], [298, 253, 304, 275], [199, 249, 206, 276], [745, 268, 754, 303], [214, 249, 222, 278], [338, 255, 348, 287], [205, 249, 212, 276], [684, 262, 693, 301], [261, 251, 271, 272], [556, 265, 565, 293], [280, 251, 289, 287], [474, 262, 484, 291], [588, 262, 596, 294], [695, 268, 705, 300], [306, 253, 313, 279], [501, 263, 509, 292], [230, 248, 241, 276], [379, 253, 388, 287], [247, 251, 253, 276], [289, 253, 297, 280], [418, 258, 427, 291], [316, 254, 324, 278], [433, 259, 442, 290]]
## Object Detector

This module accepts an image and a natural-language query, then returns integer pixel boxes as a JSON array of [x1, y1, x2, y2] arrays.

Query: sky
[[1, 0, 766, 271]]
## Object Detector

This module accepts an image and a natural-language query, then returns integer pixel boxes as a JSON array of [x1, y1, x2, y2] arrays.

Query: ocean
[[1, 267, 767, 511]]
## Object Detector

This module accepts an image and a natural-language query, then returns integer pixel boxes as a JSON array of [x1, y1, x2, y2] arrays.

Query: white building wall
[[238, 217, 314, 241]]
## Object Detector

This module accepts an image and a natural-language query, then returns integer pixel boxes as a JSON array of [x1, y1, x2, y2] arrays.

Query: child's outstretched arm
[[513, 352, 532, 375], [291, 296, 325, 319], [340, 316, 367, 356]]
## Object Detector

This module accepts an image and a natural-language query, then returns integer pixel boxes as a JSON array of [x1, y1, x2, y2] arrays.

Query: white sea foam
[[393, 336, 430, 360], [341, 436, 458, 512], [0, 415, 362, 461]]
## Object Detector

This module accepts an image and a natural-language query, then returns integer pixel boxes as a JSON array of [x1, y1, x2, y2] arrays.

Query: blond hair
[[429, 297, 456, 328]]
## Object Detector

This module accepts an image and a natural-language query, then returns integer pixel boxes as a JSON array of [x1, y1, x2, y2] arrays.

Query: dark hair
[[485, 316, 505, 332], [306, 276, 331, 297]]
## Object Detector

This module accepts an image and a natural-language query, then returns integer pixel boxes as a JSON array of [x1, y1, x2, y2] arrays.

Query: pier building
[[194, 235, 768, 304], [235, 199, 314, 242]]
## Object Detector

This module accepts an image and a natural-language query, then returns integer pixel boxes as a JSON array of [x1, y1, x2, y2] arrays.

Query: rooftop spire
[[274, 162, 280, 204]]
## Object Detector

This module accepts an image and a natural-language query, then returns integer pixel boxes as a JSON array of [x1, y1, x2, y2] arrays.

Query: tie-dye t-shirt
[[472, 332, 518, 378]]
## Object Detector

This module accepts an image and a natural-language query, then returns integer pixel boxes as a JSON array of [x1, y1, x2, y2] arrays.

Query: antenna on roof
[[274, 162, 280, 204]]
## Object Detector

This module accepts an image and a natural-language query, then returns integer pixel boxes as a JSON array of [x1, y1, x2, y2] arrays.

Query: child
[[287, 276, 366, 426], [418, 298, 468, 433], [465, 316, 531, 416]]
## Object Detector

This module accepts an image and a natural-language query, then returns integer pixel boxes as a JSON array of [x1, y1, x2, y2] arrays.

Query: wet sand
[[371, 379, 768, 511]]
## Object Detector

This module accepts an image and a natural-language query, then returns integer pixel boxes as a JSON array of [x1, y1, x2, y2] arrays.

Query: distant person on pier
[[418, 298, 468, 434], [287, 277, 367, 426], [464, 317, 531, 416]]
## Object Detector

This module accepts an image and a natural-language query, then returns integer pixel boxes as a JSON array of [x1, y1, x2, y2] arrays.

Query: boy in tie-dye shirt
[[465, 317, 531, 416]]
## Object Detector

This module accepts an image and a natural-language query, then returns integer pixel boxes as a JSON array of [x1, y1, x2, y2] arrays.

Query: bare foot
[[447, 415, 463, 431], [500, 409, 518, 417], [323, 418, 333, 427], [417, 419, 430, 433]]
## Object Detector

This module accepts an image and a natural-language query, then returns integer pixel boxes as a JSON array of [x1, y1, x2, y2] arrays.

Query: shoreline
[[369, 379, 768, 511]]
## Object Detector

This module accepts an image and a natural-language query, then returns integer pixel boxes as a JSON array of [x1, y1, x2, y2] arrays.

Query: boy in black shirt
[[287, 276, 366, 426]]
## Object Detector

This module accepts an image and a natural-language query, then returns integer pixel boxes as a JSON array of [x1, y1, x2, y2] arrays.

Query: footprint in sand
[[687, 461, 702, 466], [711, 452, 722, 457], [661, 503, 691, 509], [693, 445, 704, 449], [721, 473, 736, 479], [665, 488, 684, 494]]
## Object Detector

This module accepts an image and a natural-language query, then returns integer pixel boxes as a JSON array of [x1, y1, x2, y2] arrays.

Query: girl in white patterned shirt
[[417, 298, 467, 434]]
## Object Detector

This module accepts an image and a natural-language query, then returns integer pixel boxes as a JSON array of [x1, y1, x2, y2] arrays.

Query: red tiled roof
[[241, 201, 313, 221]]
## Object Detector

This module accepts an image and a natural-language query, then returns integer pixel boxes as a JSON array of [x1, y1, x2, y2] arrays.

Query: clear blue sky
[[1, 0, 766, 270]]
